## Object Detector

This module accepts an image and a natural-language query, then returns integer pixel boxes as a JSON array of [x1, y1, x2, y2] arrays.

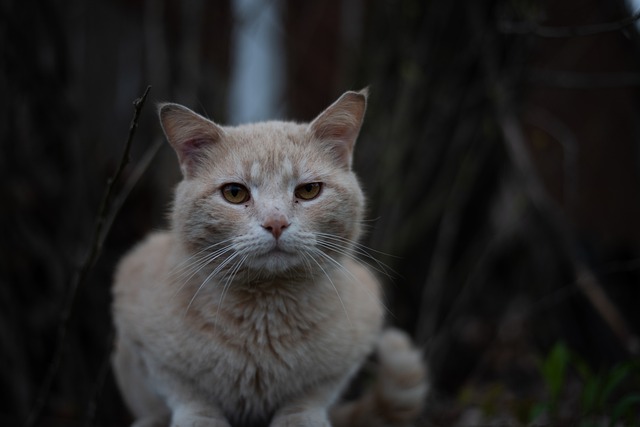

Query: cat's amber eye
[[295, 182, 322, 201], [221, 183, 250, 204]]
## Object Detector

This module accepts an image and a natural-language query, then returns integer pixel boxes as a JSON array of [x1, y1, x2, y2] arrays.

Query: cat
[[111, 89, 427, 427]]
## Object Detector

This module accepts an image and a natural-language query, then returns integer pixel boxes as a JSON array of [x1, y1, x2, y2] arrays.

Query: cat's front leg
[[170, 403, 231, 427], [131, 417, 169, 427], [270, 407, 330, 427], [270, 380, 343, 427]]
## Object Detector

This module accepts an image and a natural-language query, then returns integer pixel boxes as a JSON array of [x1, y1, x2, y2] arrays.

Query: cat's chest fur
[[177, 279, 350, 378], [115, 232, 375, 424], [171, 291, 342, 420]]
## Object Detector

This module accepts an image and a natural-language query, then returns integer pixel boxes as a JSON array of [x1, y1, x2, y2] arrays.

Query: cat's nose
[[262, 214, 290, 239]]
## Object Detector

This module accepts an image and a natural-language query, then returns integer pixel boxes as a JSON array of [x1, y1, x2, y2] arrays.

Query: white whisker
[[183, 250, 242, 316], [180, 245, 235, 279], [314, 233, 397, 280], [298, 250, 317, 279], [216, 253, 250, 319], [310, 245, 393, 317], [169, 238, 235, 277], [172, 244, 236, 298], [303, 249, 351, 327], [318, 232, 399, 259]]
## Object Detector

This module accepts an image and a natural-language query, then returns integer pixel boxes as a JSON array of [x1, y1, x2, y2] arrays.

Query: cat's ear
[[158, 103, 225, 178], [309, 88, 368, 170]]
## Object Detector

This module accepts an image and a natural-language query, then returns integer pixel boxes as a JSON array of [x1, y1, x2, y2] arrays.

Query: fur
[[112, 90, 426, 427]]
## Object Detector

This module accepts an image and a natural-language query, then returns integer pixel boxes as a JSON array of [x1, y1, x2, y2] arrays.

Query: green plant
[[575, 357, 640, 427], [534, 341, 640, 426], [539, 341, 572, 416]]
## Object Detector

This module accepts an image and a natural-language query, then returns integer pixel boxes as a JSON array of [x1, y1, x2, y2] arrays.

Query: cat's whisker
[[172, 245, 236, 298], [216, 253, 250, 320], [320, 232, 399, 260], [311, 246, 393, 317], [179, 245, 234, 279], [315, 232, 383, 255], [309, 247, 359, 285], [172, 241, 237, 280], [298, 250, 317, 280], [316, 232, 399, 262], [358, 216, 382, 223], [303, 249, 351, 327], [183, 250, 242, 316], [169, 238, 235, 277], [314, 237, 397, 280]]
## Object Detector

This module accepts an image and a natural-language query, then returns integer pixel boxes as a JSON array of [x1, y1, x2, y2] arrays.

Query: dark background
[[2, 0, 640, 425]]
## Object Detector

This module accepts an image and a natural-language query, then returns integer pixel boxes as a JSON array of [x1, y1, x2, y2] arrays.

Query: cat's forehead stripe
[[250, 161, 262, 180], [282, 157, 293, 177], [248, 154, 295, 180]]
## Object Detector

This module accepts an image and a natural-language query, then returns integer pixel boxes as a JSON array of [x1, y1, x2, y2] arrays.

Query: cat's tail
[[331, 328, 428, 427]]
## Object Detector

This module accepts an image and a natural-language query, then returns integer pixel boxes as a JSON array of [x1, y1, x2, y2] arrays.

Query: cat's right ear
[[158, 103, 225, 178], [308, 89, 367, 170]]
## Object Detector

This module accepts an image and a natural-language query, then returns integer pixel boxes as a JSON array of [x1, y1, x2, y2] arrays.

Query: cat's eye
[[295, 182, 322, 201], [221, 183, 250, 204]]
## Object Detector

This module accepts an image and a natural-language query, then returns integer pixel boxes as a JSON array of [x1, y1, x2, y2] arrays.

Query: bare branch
[[530, 69, 640, 88], [498, 108, 639, 356], [500, 10, 640, 38], [575, 264, 640, 355], [26, 86, 152, 427], [90, 86, 151, 269], [524, 107, 579, 212]]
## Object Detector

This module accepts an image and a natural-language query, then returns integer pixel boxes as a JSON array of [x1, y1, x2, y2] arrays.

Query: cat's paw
[[270, 409, 331, 427], [170, 405, 231, 427], [131, 416, 169, 427], [170, 416, 230, 427]]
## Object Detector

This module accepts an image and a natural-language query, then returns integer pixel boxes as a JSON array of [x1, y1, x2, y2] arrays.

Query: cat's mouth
[[260, 245, 293, 260], [269, 245, 288, 254], [261, 238, 291, 254], [249, 245, 302, 273]]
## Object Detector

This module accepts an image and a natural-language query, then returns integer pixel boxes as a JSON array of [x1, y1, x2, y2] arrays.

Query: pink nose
[[262, 215, 289, 239]]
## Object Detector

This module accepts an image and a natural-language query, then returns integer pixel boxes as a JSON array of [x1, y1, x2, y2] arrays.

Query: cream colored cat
[[112, 90, 427, 427]]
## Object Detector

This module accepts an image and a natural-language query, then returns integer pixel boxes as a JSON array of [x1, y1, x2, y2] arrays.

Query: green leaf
[[541, 342, 571, 403], [600, 363, 631, 408], [573, 354, 593, 381], [581, 375, 602, 414], [528, 402, 548, 423], [610, 394, 640, 427]]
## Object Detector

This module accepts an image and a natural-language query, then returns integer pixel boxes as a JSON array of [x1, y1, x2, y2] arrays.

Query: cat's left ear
[[158, 103, 225, 178], [309, 88, 368, 170]]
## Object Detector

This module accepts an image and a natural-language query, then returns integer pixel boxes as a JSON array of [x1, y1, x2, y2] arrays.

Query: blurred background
[[2, 0, 640, 425]]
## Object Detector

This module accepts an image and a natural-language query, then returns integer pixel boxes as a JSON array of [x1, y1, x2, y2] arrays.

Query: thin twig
[[529, 69, 640, 88], [498, 108, 639, 356], [83, 329, 115, 427], [104, 136, 164, 246], [524, 108, 579, 213], [574, 264, 640, 354], [90, 85, 152, 269], [415, 127, 488, 345], [26, 86, 151, 427], [83, 136, 163, 427], [480, 13, 639, 355], [500, 10, 640, 38]]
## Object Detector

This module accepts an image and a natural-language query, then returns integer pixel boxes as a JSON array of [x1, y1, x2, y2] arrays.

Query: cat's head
[[160, 90, 368, 280]]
